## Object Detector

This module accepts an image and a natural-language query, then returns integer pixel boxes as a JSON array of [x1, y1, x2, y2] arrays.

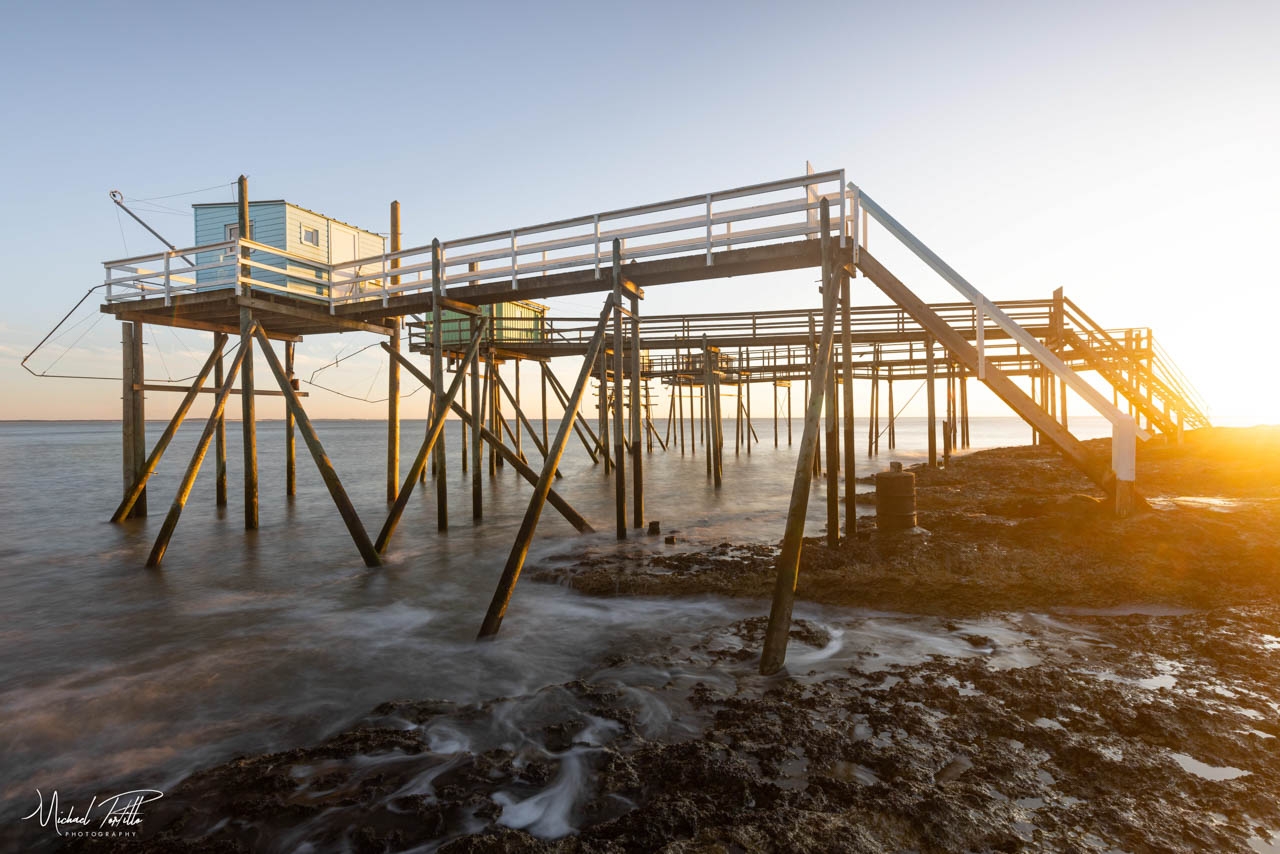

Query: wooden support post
[[926, 337, 937, 467], [544, 362, 599, 464], [773, 380, 779, 448], [147, 343, 248, 568], [121, 322, 147, 518], [431, 239, 447, 532], [541, 358, 549, 449], [461, 373, 468, 473], [514, 358, 522, 459], [214, 347, 227, 507], [746, 372, 752, 454], [737, 376, 747, 458], [611, 240, 627, 539], [866, 358, 874, 457], [237, 175, 258, 530], [471, 316, 483, 520], [630, 288, 643, 529], [389, 345, 593, 534], [943, 361, 953, 467], [496, 370, 559, 477], [478, 295, 613, 638], [762, 199, 838, 676], [677, 369, 686, 455], [808, 316, 820, 477], [286, 341, 296, 498], [825, 287, 839, 548], [599, 350, 611, 472], [377, 323, 487, 552], [887, 369, 896, 450], [113, 334, 225, 522], [713, 356, 724, 486], [840, 269, 855, 535], [489, 352, 501, 474], [1059, 374, 1067, 433], [387, 200, 401, 503], [778, 381, 788, 448], [961, 371, 971, 448], [687, 374, 695, 458], [253, 324, 379, 567]]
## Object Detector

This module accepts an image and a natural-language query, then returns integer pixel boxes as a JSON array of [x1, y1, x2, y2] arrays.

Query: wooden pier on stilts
[[93, 168, 1209, 672]]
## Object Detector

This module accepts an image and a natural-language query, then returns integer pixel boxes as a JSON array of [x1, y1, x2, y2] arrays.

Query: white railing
[[328, 168, 847, 307], [102, 168, 849, 311]]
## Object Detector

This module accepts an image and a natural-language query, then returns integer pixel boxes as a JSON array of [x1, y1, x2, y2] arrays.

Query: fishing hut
[[90, 168, 1209, 674]]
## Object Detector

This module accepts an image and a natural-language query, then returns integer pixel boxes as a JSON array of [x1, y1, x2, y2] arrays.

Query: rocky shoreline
[[63, 427, 1280, 853]]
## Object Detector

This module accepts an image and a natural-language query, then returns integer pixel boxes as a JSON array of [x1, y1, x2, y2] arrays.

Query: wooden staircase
[[854, 250, 1116, 495]]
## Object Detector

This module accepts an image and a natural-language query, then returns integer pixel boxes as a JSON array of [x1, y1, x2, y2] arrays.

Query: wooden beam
[[110, 309, 302, 343], [252, 323, 380, 568], [478, 294, 613, 639], [134, 383, 307, 398], [238, 295, 393, 336]]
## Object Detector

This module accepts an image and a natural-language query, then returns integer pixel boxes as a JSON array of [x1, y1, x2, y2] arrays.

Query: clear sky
[[1, 0, 1276, 423]]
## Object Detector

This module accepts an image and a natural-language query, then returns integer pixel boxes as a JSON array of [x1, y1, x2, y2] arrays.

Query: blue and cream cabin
[[193, 201, 384, 301]]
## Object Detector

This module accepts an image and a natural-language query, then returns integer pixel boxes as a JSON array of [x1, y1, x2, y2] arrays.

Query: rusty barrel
[[875, 461, 916, 531]]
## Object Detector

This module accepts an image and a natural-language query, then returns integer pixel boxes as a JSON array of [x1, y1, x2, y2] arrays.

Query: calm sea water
[[0, 415, 1110, 842]]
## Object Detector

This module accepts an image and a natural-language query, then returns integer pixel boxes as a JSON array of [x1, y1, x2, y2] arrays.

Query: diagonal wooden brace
[[382, 344, 594, 535], [251, 324, 381, 568], [113, 333, 226, 523], [376, 320, 488, 553]]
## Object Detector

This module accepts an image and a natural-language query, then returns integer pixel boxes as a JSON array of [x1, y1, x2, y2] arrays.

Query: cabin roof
[[192, 200, 382, 237]]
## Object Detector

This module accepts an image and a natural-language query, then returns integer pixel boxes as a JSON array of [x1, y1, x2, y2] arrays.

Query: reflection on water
[[0, 416, 1109, 824]]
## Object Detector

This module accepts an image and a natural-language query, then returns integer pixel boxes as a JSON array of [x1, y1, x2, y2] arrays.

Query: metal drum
[[875, 462, 916, 531]]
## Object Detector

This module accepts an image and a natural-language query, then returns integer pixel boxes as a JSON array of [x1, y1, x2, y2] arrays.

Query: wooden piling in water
[[840, 270, 855, 535], [214, 347, 227, 507], [926, 337, 937, 467], [612, 241, 627, 538], [387, 201, 401, 503], [887, 368, 896, 450], [113, 333, 225, 522], [630, 288, 644, 529], [823, 221, 838, 548], [598, 350, 611, 473], [121, 321, 147, 519], [146, 341, 249, 568], [238, 175, 258, 530], [478, 295, 614, 639], [761, 199, 838, 676], [943, 360, 953, 467], [431, 240, 448, 532], [376, 323, 487, 552], [286, 341, 297, 498], [471, 316, 483, 520]]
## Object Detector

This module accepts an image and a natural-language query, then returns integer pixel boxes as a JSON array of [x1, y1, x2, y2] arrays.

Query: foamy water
[[0, 415, 1112, 835]]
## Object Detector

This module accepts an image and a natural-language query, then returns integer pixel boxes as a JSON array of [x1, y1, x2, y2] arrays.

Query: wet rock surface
[[62, 427, 1280, 852], [67, 609, 1280, 853]]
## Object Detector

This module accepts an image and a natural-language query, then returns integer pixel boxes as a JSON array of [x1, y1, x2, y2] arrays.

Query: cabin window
[[223, 222, 250, 258], [301, 226, 320, 247]]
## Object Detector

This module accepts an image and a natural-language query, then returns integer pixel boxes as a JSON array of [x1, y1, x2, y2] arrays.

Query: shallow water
[[0, 415, 1111, 828]]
